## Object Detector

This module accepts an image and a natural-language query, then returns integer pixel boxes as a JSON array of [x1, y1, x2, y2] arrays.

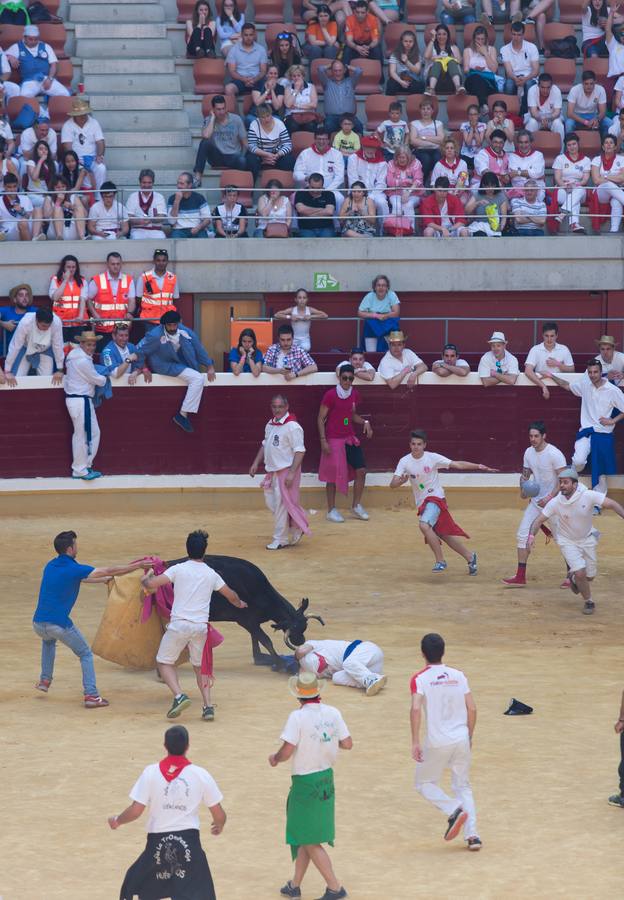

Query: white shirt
[[336, 359, 376, 375], [88, 199, 128, 234], [432, 357, 469, 370], [64, 346, 107, 397], [567, 82, 607, 115], [522, 443, 567, 503], [20, 126, 57, 157], [527, 84, 563, 118], [411, 663, 470, 748], [525, 341, 574, 375], [126, 190, 167, 238], [346, 155, 388, 192], [60, 116, 105, 159], [164, 559, 225, 625], [299, 639, 350, 676], [410, 118, 445, 150], [598, 350, 624, 374], [500, 39, 539, 78], [553, 153, 591, 185], [378, 348, 423, 381], [394, 450, 451, 508], [477, 349, 520, 377], [48, 275, 88, 305], [262, 415, 306, 472], [0, 192, 33, 226], [607, 35, 624, 78], [582, 4, 609, 42], [543, 483, 605, 542], [293, 146, 344, 192], [430, 157, 469, 189], [130, 762, 223, 833], [569, 375, 624, 432], [3, 311, 64, 371], [280, 702, 350, 776], [507, 150, 545, 188], [591, 153, 624, 178], [608, 117, 623, 138], [7, 40, 58, 68]]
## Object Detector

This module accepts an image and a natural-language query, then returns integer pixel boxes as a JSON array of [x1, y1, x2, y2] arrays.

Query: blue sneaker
[[173, 413, 193, 433], [72, 471, 100, 481], [432, 561, 448, 573], [87, 468, 102, 478]]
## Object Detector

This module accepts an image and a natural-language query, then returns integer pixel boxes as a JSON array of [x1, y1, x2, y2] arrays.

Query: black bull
[[166, 555, 324, 667]]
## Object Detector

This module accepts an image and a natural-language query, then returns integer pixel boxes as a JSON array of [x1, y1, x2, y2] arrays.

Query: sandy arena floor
[[2, 492, 623, 900]]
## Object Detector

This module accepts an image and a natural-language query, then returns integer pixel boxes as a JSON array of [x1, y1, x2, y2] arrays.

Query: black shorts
[[345, 443, 366, 470]]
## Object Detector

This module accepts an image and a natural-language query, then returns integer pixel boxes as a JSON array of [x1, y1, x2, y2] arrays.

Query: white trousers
[[388, 195, 419, 217], [516, 501, 559, 547], [524, 116, 565, 146], [596, 182, 624, 232], [87, 160, 107, 191], [557, 534, 598, 578], [177, 367, 205, 414], [15, 354, 53, 376], [332, 641, 384, 688], [573, 436, 609, 494], [556, 187, 586, 226], [414, 738, 477, 838], [20, 78, 70, 98], [65, 396, 100, 477], [369, 191, 389, 228], [263, 471, 292, 545], [2, 82, 19, 101]]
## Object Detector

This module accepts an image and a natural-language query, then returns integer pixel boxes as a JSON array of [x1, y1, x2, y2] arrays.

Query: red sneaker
[[84, 695, 109, 709], [36, 678, 51, 692], [560, 577, 571, 589], [502, 575, 526, 586]]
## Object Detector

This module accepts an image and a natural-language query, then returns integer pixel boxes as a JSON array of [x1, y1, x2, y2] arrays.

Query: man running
[[390, 429, 497, 574], [503, 420, 566, 586], [410, 633, 481, 851], [527, 468, 624, 614], [141, 530, 247, 721]]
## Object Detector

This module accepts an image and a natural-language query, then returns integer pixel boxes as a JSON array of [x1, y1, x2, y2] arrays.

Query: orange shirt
[[345, 13, 379, 45], [305, 20, 339, 43]]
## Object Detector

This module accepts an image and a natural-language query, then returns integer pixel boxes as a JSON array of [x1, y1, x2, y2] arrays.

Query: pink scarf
[[318, 435, 360, 495], [261, 468, 311, 534]]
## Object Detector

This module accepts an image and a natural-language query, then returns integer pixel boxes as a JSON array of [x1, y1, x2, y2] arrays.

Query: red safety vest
[[51, 277, 83, 323], [92, 272, 132, 333], [139, 270, 177, 320]]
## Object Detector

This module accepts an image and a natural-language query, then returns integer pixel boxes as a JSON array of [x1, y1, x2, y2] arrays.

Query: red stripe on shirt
[[409, 664, 431, 694]]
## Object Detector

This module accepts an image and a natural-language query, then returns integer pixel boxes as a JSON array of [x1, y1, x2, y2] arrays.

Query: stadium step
[[94, 108, 188, 129], [106, 130, 191, 147], [76, 38, 174, 58], [82, 58, 175, 74], [71, 2, 165, 21], [89, 93, 183, 110], [106, 146, 194, 168], [106, 168, 196, 189], [81, 72, 182, 92], [74, 22, 167, 38]]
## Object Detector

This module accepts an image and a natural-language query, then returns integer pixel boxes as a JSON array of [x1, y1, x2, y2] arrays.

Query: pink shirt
[[322, 387, 360, 438]]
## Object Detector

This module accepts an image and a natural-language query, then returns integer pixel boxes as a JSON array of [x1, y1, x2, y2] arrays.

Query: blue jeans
[[565, 115, 612, 138], [515, 227, 545, 236], [33, 621, 98, 695], [440, 9, 476, 24], [298, 226, 335, 237], [504, 77, 537, 116]]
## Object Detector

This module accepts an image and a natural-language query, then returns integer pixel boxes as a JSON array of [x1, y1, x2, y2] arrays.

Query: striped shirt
[[247, 118, 292, 158]]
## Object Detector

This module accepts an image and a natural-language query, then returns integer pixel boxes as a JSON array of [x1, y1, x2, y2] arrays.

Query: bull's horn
[[283, 630, 297, 650], [305, 614, 325, 626]]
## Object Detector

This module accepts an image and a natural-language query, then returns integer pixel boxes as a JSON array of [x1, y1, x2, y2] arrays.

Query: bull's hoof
[[271, 654, 298, 674]]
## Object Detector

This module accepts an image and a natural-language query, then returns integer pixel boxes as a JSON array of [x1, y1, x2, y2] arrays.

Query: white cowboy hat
[[488, 331, 507, 344]]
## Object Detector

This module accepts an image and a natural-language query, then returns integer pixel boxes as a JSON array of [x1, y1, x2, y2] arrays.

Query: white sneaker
[[365, 674, 387, 696], [290, 529, 303, 546], [326, 508, 344, 523], [351, 504, 369, 520], [266, 540, 287, 550]]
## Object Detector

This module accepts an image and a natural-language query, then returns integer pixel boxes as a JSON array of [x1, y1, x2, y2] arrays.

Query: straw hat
[[488, 331, 507, 344], [387, 330, 408, 343], [75, 330, 103, 343], [595, 335, 617, 347], [68, 97, 92, 117], [288, 671, 322, 699], [9, 283, 33, 303]]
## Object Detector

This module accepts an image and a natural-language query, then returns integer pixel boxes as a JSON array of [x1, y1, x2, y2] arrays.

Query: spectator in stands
[[3, 307, 64, 384], [0, 171, 33, 240], [510, 178, 546, 235], [466, 171, 509, 235], [376, 101, 408, 159], [338, 180, 377, 236], [19, 116, 56, 164], [409, 98, 446, 183], [213, 184, 248, 237], [168, 172, 213, 238], [459, 104, 486, 170], [463, 25, 499, 113], [608, 107, 624, 146], [255, 178, 293, 236], [318, 60, 363, 134], [358, 274, 400, 352], [262, 323, 318, 379], [229, 326, 264, 376], [440, 0, 476, 25], [552, 132, 591, 234], [343, 0, 383, 65], [87, 182, 129, 240], [333, 114, 361, 164], [88, 252, 135, 335], [303, 6, 339, 61], [500, 21, 539, 116], [60, 150, 90, 209], [473, 128, 510, 187], [386, 31, 424, 96], [385, 146, 423, 230], [566, 70, 610, 138], [508, 129, 545, 198], [25, 139, 52, 240], [275, 289, 328, 351], [46, 174, 86, 241], [346, 135, 388, 229], [369, 0, 400, 25], [591, 133, 624, 231], [485, 99, 515, 150], [481, 0, 522, 25], [421, 176, 469, 236], [216, 0, 244, 57], [60, 98, 107, 192], [432, 343, 471, 377], [521, 0, 556, 53], [605, 5, 624, 104], [430, 137, 469, 195], [136, 249, 179, 321], [248, 104, 294, 171], [270, 32, 302, 79], [193, 95, 257, 183], [0, 46, 18, 104], [0, 105, 14, 158], [423, 24, 464, 96], [49, 255, 87, 340], [336, 348, 376, 380], [6, 24, 70, 99], [294, 172, 337, 237], [478, 331, 519, 386], [0, 284, 36, 350], [63, 330, 107, 479], [248, 65, 284, 123], [525, 73, 565, 148], [595, 334, 624, 382], [101, 322, 151, 384], [582, 0, 610, 57], [138, 310, 216, 433], [524, 321, 575, 399], [294, 125, 345, 208], [126, 169, 168, 240], [0, 137, 18, 179], [284, 66, 319, 134], [224, 23, 268, 98], [302, 0, 351, 27], [186, 0, 216, 58], [378, 330, 427, 389]]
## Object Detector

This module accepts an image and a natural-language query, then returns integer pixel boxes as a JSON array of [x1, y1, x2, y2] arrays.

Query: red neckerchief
[[315, 653, 329, 673], [159, 755, 192, 782], [3, 195, 16, 216], [601, 153, 616, 171], [138, 192, 153, 215], [302, 697, 321, 704], [313, 144, 331, 156], [516, 148, 533, 158], [271, 412, 298, 426], [565, 151, 587, 163], [486, 146, 503, 160], [440, 156, 460, 172]]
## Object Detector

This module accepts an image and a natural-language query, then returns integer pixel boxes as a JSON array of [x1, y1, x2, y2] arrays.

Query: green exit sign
[[313, 272, 340, 292]]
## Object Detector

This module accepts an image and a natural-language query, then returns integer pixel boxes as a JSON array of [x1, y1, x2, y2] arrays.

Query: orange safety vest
[[92, 272, 132, 333], [51, 277, 84, 323], [139, 270, 178, 320]]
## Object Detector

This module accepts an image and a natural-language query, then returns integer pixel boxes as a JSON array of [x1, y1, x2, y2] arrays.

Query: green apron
[[285, 768, 335, 860]]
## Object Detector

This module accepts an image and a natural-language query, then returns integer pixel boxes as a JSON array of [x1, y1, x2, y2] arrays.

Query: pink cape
[[318, 436, 359, 495], [139, 556, 224, 676], [261, 468, 311, 534]]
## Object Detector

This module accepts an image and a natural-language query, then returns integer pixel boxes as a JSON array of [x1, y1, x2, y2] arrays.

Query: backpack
[[548, 36, 579, 59]]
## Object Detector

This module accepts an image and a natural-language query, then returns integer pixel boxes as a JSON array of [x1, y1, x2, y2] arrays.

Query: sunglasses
[[277, 32, 292, 40], [154, 249, 168, 255], [340, 375, 355, 381]]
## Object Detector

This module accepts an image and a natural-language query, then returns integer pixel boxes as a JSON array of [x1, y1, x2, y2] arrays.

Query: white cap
[[488, 331, 507, 344], [23, 24, 40, 37]]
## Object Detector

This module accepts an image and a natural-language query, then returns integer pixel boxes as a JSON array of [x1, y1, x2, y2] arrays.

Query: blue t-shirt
[[228, 346, 264, 372], [0, 305, 36, 352], [33, 555, 95, 628]]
